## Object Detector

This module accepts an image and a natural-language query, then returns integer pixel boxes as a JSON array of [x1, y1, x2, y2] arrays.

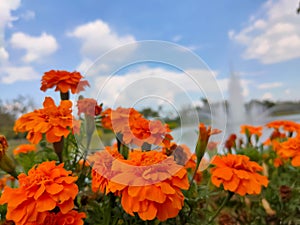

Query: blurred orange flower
[[263, 128, 286, 146], [77, 98, 102, 117], [40, 70, 89, 94], [101, 107, 172, 147], [266, 120, 300, 134], [0, 161, 78, 225], [240, 125, 263, 137], [211, 154, 268, 196], [107, 150, 189, 221], [0, 135, 8, 158], [277, 137, 300, 167], [274, 157, 284, 168], [14, 97, 75, 144], [225, 134, 237, 150], [13, 144, 36, 155]]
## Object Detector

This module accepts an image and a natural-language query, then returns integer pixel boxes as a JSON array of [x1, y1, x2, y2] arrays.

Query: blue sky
[[1, 0, 300, 108]]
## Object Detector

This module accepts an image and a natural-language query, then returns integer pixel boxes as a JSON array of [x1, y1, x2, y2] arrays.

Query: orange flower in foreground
[[0, 161, 78, 225], [53, 210, 86, 225], [14, 97, 75, 144], [211, 154, 268, 196], [277, 137, 300, 167], [240, 125, 263, 137], [92, 149, 189, 221], [77, 98, 102, 117], [110, 151, 189, 221], [40, 70, 90, 94], [13, 144, 36, 155], [91, 146, 124, 193]]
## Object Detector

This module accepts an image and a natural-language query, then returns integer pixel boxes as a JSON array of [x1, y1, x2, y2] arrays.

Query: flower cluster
[[2, 68, 300, 224], [0, 161, 83, 225]]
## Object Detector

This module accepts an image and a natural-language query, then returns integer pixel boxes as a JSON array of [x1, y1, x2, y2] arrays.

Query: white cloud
[[68, 20, 136, 58], [10, 32, 58, 62], [262, 92, 273, 100], [0, 66, 39, 84], [285, 89, 291, 95], [0, 0, 21, 62], [0, 0, 20, 29], [229, 0, 300, 64], [84, 67, 221, 109], [21, 10, 35, 21], [172, 35, 182, 42], [0, 47, 9, 61], [258, 82, 283, 89]]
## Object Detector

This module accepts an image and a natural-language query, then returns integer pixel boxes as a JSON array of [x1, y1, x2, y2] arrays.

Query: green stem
[[208, 191, 234, 224], [104, 193, 115, 225], [189, 156, 202, 187]]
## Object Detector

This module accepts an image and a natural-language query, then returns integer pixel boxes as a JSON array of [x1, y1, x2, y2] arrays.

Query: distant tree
[[0, 95, 35, 139], [298, 1, 300, 13], [262, 100, 275, 109], [140, 107, 159, 119]]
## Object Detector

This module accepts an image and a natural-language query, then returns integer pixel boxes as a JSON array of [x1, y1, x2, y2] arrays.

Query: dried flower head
[[0, 135, 8, 158]]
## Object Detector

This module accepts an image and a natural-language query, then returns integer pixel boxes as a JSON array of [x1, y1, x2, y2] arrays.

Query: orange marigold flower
[[14, 97, 76, 144], [77, 98, 102, 117], [54, 210, 86, 225], [13, 144, 36, 156], [40, 70, 90, 94], [31, 210, 86, 225], [277, 137, 300, 167], [0, 135, 8, 158], [211, 154, 268, 196], [92, 149, 189, 221], [108, 150, 189, 221], [266, 120, 300, 134], [101, 107, 173, 147], [91, 146, 124, 194], [0, 161, 78, 225], [240, 125, 263, 137]]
